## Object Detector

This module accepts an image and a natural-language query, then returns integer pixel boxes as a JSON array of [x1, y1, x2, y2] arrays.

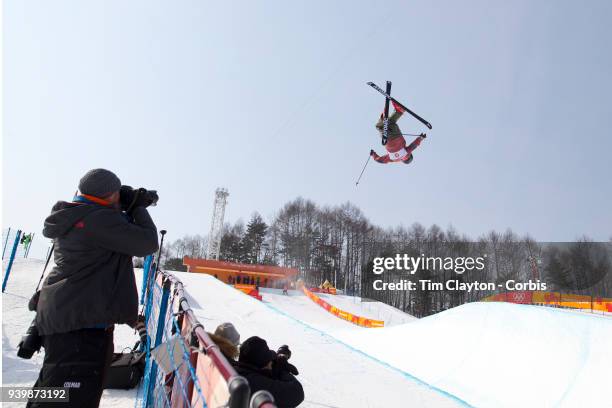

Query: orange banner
[[482, 291, 612, 312], [302, 286, 384, 328], [234, 284, 262, 301]]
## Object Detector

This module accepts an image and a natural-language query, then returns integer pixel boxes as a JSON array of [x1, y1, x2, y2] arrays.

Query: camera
[[272, 345, 298, 376], [17, 320, 43, 359], [277, 345, 291, 359], [120, 185, 159, 214]]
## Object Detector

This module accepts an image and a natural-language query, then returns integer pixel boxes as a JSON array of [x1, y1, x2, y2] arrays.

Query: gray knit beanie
[[78, 168, 121, 198]]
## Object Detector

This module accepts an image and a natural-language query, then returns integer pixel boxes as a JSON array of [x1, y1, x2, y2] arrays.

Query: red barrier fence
[[137, 267, 277, 408]]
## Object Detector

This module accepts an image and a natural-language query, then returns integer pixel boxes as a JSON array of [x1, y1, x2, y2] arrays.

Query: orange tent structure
[[183, 257, 298, 288]]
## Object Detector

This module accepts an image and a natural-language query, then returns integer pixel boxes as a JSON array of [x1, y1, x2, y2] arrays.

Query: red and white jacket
[[371, 136, 422, 164]]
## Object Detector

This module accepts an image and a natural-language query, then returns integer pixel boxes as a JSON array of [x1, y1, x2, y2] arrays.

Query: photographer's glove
[[133, 189, 158, 209]]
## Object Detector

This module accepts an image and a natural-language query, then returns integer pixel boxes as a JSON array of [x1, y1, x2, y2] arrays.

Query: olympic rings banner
[[482, 291, 612, 313]]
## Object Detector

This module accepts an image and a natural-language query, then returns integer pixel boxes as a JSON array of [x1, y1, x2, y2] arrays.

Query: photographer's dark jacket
[[234, 362, 304, 408], [35, 200, 158, 335]]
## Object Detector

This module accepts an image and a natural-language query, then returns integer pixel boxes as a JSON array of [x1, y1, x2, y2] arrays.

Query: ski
[[367, 82, 433, 129], [382, 81, 392, 145]]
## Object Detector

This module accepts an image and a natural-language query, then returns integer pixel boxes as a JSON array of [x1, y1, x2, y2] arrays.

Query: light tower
[[206, 188, 229, 260]]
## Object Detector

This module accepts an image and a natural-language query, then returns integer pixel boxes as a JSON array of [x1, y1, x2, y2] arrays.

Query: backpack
[[103, 343, 146, 390]]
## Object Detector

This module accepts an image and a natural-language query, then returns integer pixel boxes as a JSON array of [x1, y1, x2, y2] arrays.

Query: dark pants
[[27, 327, 114, 408]]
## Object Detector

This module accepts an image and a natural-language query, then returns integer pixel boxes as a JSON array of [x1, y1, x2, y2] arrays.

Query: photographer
[[26, 169, 159, 408], [235, 336, 304, 408]]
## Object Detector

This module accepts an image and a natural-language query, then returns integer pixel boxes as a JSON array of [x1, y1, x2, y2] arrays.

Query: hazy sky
[[3, 0, 612, 258]]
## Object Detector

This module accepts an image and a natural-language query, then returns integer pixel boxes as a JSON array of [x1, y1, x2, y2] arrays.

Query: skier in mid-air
[[370, 100, 426, 165]]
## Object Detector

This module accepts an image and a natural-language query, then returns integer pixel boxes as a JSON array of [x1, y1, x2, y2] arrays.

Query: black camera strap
[[35, 243, 55, 292], [125, 189, 141, 214]]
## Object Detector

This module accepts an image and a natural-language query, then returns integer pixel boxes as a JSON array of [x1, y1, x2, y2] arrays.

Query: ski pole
[[155, 230, 167, 275], [355, 154, 372, 186], [2, 227, 11, 259], [25, 233, 35, 258], [35, 243, 55, 292]]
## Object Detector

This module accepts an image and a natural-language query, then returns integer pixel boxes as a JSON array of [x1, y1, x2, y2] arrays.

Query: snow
[[257, 288, 415, 335], [315, 292, 416, 326], [333, 302, 612, 408], [176, 272, 464, 408], [4, 260, 609, 407]]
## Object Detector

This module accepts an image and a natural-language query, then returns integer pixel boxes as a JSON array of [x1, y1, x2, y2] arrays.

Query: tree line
[[162, 197, 612, 317]]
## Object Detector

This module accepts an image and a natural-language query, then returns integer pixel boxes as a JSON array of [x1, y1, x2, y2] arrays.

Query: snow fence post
[[140, 255, 153, 305], [2, 227, 11, 259], [29, 233, 35, 257], [2, 230, 22, 293], [24, 233, 35, 258], [144, 276, 172, 407]]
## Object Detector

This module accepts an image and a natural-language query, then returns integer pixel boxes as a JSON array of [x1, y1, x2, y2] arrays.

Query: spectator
[[235, 336, 304, 408], [209, 322, 240, 361], [28, 169, 159, 408]]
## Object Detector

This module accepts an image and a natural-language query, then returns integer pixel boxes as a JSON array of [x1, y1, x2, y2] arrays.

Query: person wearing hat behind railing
[[235, 336, 304, 408], [208, 322, 241, 361], [24, 168, 159, 408]]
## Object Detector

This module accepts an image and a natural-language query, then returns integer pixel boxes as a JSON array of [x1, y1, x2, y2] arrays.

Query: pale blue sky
[[3, 0, 612, 258]]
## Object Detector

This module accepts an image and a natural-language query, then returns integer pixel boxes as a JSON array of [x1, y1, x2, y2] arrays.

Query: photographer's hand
[[272, 355, 299, 377], [132, 189, 158, 210]]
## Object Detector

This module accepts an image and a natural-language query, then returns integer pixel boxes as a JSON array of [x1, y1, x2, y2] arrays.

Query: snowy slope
[[2, 261, 462, 408], [316, 292, 416, 326], [2, 259, 142, 408], [7, 262, 606, 407], [176, 271, 464, 408], [258, 288, 415, 336], [333, 302, 612, 408]]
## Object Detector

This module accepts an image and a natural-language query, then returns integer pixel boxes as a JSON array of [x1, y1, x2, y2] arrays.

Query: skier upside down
[[370, 100, 426, 165]]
